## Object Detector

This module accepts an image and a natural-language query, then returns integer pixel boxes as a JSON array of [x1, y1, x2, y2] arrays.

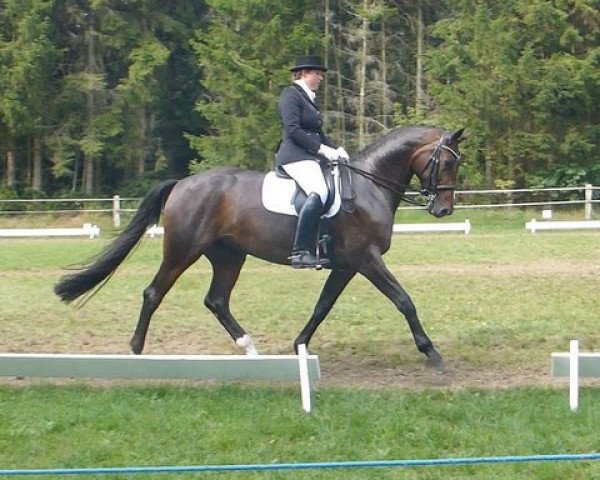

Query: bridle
[[418, 132, 462, 211], [338, 131, 461, 210]]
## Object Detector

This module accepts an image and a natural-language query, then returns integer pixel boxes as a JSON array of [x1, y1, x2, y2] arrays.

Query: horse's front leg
[[359, 253, 445, 372], [294, 269, 356, 353]]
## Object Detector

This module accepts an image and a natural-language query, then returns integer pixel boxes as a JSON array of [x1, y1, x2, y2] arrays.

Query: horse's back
[[178, 166, 263, 187], [166, 167, 263, 207], [160, 167, 292, 261]]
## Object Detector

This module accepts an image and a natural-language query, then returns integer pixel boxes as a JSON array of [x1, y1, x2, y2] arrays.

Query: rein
[[338, 162, 426, 206]]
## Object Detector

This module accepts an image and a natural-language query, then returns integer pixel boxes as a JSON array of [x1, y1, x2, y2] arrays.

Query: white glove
[[336, 146, 350, 160], [318, 144, 340, 161]]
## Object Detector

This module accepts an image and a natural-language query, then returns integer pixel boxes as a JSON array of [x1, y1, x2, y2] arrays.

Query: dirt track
[[2, 246, 598, 391]]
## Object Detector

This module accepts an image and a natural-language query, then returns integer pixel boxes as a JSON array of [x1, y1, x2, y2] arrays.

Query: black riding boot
[[290, 193, 331, 269]]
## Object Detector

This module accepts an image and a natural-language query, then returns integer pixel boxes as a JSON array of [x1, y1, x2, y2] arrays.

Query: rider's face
[[302, 69, 324, 91]]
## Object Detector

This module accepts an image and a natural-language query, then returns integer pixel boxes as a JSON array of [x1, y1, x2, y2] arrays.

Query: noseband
[[419, 133, 461, 211]]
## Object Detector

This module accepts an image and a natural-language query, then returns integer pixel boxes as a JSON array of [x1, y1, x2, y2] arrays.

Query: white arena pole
[[297, 344, 312, 413], [569, 340, 579, 412]]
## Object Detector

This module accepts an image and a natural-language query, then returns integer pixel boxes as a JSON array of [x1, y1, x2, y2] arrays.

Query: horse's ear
[[451, 128, 467, 143]]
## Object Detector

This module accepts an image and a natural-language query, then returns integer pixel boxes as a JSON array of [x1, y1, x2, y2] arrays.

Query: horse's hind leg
[[294, 269, 356, 352], [130, 254, 199, 354], [204, 244, 257, 355]]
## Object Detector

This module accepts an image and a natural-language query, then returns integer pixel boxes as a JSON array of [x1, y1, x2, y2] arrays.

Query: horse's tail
[[54, 179, 179, 303]]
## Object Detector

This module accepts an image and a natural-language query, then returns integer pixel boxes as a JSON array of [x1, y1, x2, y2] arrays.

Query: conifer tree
[[0, 0, 59, 192], [189, 0, 322, 171]]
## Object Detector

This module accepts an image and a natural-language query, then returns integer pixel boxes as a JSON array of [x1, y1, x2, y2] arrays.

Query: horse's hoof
[[130, 340, 143, 355], [426, 353, 446, 374], [236, 334, 258, 355]]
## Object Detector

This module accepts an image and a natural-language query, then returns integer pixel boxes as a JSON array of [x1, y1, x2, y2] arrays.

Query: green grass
[[1, 217, 600, 478], [0, 232, 600, 371], [1, 385, 600, 479], [1, 229, 599, 368]]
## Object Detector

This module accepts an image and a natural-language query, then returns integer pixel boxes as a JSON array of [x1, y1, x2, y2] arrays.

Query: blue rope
[[1, 453, 599, 476]]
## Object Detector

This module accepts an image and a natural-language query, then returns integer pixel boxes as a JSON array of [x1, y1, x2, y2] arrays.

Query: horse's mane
[[354, 125, 443, 166]]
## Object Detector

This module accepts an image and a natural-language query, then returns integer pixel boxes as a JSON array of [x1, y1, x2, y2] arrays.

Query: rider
[[276, 54, 349, 269]]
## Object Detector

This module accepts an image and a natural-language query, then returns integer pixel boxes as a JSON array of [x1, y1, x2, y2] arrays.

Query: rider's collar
[[294, 80, 316, 102]]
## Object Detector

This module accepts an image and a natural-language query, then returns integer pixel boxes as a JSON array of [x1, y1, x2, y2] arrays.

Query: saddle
[[261, 159, 355, 264], [262, 159, 354, 217]]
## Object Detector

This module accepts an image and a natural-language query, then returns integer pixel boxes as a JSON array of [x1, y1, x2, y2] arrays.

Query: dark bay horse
[[55, 125, 465, 371]]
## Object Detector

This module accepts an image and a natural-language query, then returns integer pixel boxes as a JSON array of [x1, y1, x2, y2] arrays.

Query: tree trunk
[[83, 153, 94, 195], [323, 0, 330, 117], [415, 0, 426, 113], [332, 18, 345, 145], [32, 134, 43, 191], [357, 0, 369, 150], [380, 14, 388, 129], [136, 6, 149, 177], [83, 17, 96, 195], [485, 154, 493, 187], [83, 124, 95, 194], [6, 149, 16, 187], [71, 155, 79, 192], [137, 105, 147, 176]]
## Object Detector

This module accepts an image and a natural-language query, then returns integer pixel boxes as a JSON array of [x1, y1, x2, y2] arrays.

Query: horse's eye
[[443, 159, 456, 171]]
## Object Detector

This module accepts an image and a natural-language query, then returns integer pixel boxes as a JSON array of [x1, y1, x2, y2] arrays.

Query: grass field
[[1, 212, 599, 478], [1, 217, 599, 380], [2, 385, 600, 479]]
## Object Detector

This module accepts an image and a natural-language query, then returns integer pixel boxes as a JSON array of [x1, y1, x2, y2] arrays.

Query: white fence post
[[569, 340, 579, 412], [113, 195, 121, 228], [585, 184, 593, 220], [297, 344, 312, 413]]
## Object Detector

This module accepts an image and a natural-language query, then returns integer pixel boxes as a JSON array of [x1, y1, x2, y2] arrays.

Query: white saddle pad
[[261, 167, 342, 218]]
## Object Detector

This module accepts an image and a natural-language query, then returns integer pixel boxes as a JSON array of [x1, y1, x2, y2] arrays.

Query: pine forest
[[1, 0, 599, 197]]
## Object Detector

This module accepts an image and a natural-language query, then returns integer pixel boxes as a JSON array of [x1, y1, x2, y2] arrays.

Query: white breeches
[[282, 160, 328, 205]]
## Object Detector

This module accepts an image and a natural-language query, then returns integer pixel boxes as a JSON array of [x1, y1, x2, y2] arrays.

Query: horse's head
[[411, 128, 465, 218]]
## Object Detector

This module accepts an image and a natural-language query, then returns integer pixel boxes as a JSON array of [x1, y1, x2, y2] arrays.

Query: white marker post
[[569, 339, 579, 412], [297, 344, 312, 413]]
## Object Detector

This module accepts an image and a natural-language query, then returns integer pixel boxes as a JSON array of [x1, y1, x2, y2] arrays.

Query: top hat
[[290, 55, 328, 72]]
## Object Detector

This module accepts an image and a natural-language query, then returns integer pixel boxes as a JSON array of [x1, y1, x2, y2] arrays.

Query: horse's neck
[[357, 152, 413, 210]]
